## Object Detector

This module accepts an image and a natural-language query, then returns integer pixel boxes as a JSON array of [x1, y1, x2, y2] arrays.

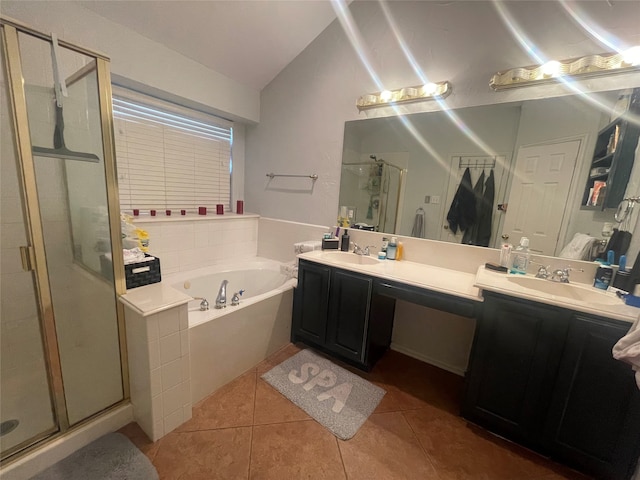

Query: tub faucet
[[193, 297, 210, 311], [215, 280, 229, 308]]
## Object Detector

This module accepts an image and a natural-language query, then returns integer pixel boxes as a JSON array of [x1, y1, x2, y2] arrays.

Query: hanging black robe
[[476, 169, 495, 247], [462, 171, 485, 245], [446, 167, 476, 235]]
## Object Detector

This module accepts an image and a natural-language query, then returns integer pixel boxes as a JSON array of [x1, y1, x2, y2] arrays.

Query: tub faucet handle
[[200, 298, 209, 311], [231, 292, 241, 306]]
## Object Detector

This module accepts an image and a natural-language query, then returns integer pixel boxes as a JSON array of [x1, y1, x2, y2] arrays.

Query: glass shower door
[[18, 31, 124, 426], [0, 28, 57, 459]]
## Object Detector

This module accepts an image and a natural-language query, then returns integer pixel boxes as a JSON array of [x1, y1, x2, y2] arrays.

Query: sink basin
[[507, 275, 621, 306], [320, 251, 381, 266]]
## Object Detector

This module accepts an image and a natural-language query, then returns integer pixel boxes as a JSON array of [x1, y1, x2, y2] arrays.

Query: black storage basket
[[101, 253, 161, 289]]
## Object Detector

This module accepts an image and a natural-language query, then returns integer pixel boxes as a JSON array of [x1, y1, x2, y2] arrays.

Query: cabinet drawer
[[374, 280, 477, 318]]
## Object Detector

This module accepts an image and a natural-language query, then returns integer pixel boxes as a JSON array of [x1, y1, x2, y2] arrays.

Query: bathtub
[[168, 257, 296, 404]]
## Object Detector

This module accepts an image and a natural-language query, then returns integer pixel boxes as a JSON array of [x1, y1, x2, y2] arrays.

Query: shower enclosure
[[338, 157, 405, 233], [1, 19, 127, 462]]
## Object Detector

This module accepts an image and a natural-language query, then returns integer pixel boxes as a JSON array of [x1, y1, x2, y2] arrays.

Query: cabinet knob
[[501, 234, 509, 240], [443, 225, 449, 230]]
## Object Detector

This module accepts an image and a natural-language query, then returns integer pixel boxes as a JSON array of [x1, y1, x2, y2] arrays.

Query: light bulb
[[379, 90, 393, 102], [623, 46, 640, 66], [541, 60, 561, 77], [421, 83, 438, 96]]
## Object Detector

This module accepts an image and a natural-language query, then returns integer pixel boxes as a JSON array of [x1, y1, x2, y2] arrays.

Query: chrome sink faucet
[[549, 267, 584, 284], [529, 259, 550, 279], [353, 243, 375, 256], [215, 279, 229, 308], [530, 259, 584, 283]]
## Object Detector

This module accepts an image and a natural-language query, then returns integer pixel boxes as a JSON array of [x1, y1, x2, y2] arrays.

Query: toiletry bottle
[[341, 229, 350, 252], [499, 243, 512, 268], [510, 237, 530, 275], [396, 241, 404, 261], [381, 237, 389, 253], [387, 237, 398, 260]]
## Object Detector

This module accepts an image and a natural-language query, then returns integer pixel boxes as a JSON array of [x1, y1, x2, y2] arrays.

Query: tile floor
[[120, 343, 592, 480]]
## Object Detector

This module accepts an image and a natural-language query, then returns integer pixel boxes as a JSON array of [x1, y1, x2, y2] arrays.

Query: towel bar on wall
[[266, 173, 318, 180]]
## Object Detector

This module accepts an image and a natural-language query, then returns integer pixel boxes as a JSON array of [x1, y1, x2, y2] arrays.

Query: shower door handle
[[19, 246, 35, 272]]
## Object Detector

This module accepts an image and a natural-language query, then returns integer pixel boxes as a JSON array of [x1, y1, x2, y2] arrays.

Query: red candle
[[166, 209, 172, 216], [236, 200, 244, 214], [216, 204, 224, 215], [181, 209, 186, 215], [150, 209, 156, 216], [133, 209, 139, 216], [198, 206, 207, 215]]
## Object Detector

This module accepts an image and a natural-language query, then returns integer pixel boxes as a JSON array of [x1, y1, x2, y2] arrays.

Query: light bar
[[490, 46, 640, 90], [356, 81, 452, 111]]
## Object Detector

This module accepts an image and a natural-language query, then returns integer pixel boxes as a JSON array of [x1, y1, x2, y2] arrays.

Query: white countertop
[[119, 282, 192, 317], [298, 250, 638, 324], [297, 250, 481, 302], [475, 266, 638, 323]]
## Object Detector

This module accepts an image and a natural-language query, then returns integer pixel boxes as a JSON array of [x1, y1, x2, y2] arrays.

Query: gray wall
[[245, 1, 640, 229]]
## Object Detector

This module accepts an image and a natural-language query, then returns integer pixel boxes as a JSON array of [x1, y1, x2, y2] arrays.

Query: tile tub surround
[[123, 299, 192, 442], [119, 343, 590, 480], [133, 214, 260, 275], [257, 217, 330, 262]]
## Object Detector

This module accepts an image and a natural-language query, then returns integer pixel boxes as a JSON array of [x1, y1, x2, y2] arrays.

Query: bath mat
[[261, 349, 385, 440], [30, 432, 158, 480]]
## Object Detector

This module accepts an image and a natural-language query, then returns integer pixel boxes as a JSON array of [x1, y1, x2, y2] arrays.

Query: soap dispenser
[[340, 229, 350, 252], [510, 237, 530, 275]]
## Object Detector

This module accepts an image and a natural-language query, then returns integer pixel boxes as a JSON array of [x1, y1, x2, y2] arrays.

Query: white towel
[[123, 247, 147, 264], [558, 233, 597, 260], [612, 317, 640, 390], [294, 241, 322, 254], [411, 208, 425, 238]]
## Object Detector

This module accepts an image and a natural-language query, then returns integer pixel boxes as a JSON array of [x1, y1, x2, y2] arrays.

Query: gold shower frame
[[1, 17, 129, 462]]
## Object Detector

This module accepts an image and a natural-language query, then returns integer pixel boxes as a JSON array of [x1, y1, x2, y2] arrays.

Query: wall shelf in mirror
[[581, 88, 640, 210]]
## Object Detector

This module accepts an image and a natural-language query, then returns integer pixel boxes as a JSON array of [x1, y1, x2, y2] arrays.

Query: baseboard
[[390, 343, 466, 377], [0, 403, 133, 480]]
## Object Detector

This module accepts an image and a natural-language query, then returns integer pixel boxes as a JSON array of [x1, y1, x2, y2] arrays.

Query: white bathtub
[[168, 257, 296, 404]]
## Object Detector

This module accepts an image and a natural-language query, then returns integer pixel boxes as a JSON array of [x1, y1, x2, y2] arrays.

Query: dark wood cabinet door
[[545, 315, 640, 480], [292, 260, 330, 345], [325, 269, 372, 363], [463, 293, 570, 447]]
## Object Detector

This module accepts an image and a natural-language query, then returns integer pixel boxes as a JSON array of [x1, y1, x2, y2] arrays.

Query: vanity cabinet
[[292, 259, 395, 370], [463, 292, 640, 480], [544, 314, 640, 480], [462, 293, 570, 447], [291, 260, 331, 345]]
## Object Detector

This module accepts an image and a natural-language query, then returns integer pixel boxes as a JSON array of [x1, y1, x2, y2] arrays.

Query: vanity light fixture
[[490, 46, 640, 90], [356, 80, 452, 111]]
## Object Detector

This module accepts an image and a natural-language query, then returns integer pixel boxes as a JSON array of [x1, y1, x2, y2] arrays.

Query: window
[[112, 88, 232, 212]]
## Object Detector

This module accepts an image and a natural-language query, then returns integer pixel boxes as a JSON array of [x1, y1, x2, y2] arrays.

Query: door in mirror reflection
[[502, 139, 581, 255]]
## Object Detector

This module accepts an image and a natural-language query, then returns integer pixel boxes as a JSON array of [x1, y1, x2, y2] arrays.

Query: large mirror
[[339, 87, 640, 258]]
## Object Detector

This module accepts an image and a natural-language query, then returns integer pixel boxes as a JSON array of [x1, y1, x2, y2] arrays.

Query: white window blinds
[[112, 89, 232, 212]]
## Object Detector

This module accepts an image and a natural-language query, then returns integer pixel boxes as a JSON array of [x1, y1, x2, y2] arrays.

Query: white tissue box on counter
[[294, 241, 322, 254]]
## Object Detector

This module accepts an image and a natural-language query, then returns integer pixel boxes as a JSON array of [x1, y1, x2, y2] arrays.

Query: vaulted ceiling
[[79, 0, 341, 91]]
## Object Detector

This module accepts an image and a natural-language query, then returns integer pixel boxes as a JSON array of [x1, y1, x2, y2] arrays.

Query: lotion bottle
[[387, 236, 398, 260]]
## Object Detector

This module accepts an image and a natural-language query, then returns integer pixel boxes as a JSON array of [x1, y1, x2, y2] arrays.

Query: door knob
[[443, 225, 449, 230], [501, 234, 509, 239]]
